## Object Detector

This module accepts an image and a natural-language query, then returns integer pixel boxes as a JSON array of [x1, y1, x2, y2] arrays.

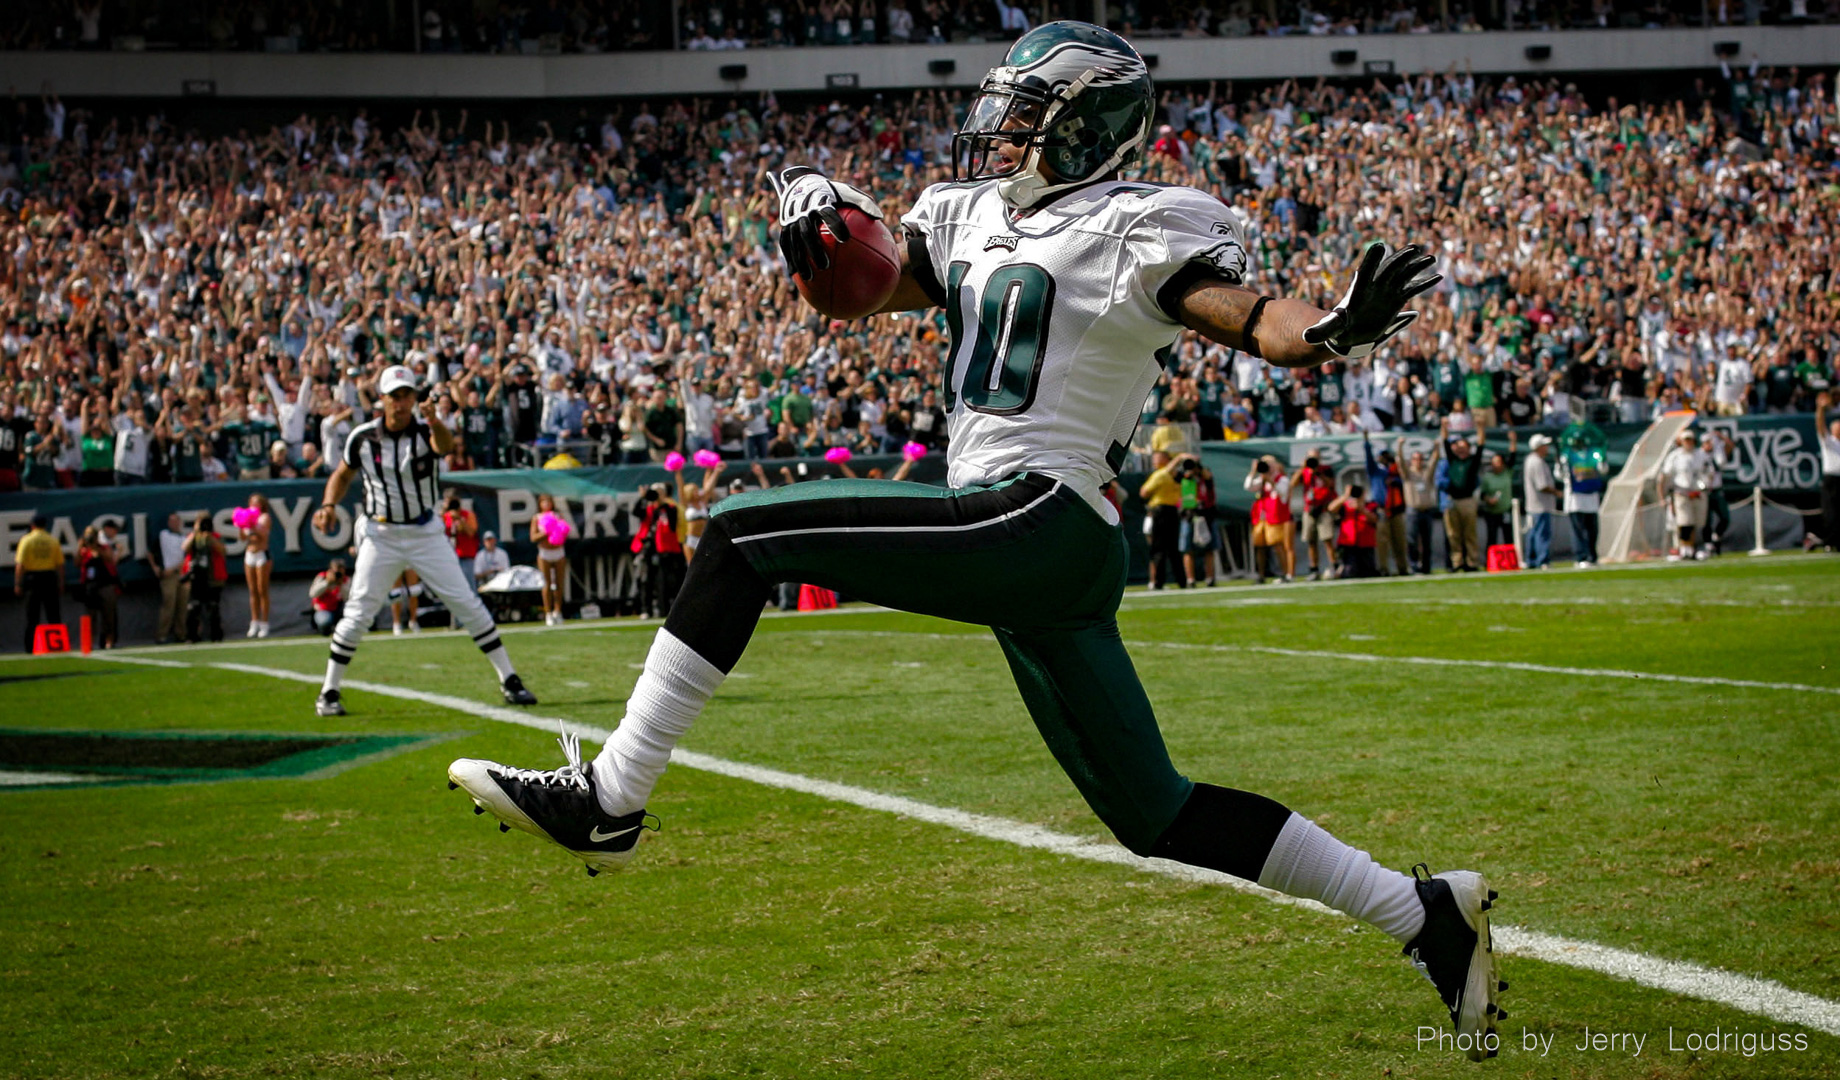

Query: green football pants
[[686, 472, 1194, 853]]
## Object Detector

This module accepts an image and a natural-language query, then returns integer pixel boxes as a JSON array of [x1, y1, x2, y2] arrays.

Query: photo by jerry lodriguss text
[[1420, 1026, 1814, 1057]]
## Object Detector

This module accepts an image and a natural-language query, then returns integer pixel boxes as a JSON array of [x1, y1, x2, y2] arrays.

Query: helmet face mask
[[952, 21, 1154, 210], [954, 87, 1056, 183]]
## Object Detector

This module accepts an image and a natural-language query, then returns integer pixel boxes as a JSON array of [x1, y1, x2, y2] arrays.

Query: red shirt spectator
[[445, 503, 481, 560], [1337, 499, 1378, 549]]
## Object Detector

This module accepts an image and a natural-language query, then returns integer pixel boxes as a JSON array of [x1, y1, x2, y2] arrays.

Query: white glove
[[770, 166, 883, 278]]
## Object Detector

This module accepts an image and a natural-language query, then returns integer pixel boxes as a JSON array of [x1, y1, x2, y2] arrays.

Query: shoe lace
[[493, 724, 591, 791]]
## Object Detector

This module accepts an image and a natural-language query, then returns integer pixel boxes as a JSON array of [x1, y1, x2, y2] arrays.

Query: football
[[794, 206, 902, 320]]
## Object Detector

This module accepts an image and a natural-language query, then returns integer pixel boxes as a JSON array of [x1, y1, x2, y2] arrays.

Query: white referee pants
[[329, 518, 507, 668]]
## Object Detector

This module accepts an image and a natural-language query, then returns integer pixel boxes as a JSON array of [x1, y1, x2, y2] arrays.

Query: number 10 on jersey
[[944, 262, 1056, 415]]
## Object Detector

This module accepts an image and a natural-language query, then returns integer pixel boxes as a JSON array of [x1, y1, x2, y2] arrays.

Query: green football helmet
[[953, 21, 1154, 210]]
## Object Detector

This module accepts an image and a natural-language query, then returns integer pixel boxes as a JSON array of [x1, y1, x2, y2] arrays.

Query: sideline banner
[[1195, 415, 1823, 518], [0, 454, 946, 581], [1, 415, 1820, 578]]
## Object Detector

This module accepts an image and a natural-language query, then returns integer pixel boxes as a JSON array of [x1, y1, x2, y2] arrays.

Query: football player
[[450, 22, 1501, 1057]]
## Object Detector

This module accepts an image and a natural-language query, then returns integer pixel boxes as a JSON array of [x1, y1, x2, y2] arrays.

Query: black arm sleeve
[[905, 228, 948, 309], [1154, 261, 1237, 325]]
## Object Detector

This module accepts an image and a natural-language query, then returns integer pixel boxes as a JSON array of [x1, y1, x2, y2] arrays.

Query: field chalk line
[[796, 628, 1840, 698], [67, 654, 1836, 1038]]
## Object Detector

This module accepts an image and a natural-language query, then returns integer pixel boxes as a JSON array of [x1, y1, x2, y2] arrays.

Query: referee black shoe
[[315, 689, 348, 717], [500, 674, 538, 706], [447, 727, 656, 876], [1402, 865, 1503, 1061]]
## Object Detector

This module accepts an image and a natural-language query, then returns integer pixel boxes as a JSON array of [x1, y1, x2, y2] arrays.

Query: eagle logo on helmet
[[952, 21, 1155, 210]]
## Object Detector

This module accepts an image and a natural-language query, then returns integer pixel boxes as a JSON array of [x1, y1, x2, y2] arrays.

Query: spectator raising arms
[[1, 67, 1834, 476], [1436, 419, 1485, 573]]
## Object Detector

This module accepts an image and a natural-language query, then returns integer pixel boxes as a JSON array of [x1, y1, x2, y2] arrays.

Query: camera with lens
[[1172, 457, 1202, 480]]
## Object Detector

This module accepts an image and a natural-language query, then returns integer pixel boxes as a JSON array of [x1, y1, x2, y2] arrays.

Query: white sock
[[591, 629, 724, 816], [485, 646, 515, 682], [322, 659, 345, 693], [1257, 813, 1425, 943]]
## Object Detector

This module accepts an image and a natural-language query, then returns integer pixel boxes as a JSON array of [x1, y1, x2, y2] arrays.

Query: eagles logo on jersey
[[954, 22, 1155, 210]]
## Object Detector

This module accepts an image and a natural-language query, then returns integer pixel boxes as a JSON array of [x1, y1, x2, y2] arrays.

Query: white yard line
[[8, 552, 1828, 666], [64, 652, 1840, 1037], [1123, 593, 1840, 610], [795, 628, 1840, 698], [1137, 640, 1840, 697]]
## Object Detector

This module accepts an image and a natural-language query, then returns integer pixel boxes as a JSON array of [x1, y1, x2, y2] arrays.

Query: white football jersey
[[900, 178, 1248, 519]]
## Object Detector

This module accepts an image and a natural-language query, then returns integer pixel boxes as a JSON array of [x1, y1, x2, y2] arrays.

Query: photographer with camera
[[631, 482, 684, 618], [309, 559, 351, 635], [182, 513, 228, 644], [443, 491, 481, 593], [1137, 451, 1187, 590], [1175, 454, 1218, 588], [1243, 455, 1295, 584], [1328, 481, 1380, 580], [1294, 452, 1338, 581]]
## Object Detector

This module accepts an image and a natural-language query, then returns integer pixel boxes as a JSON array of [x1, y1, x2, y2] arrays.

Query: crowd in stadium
[[1, 56, 1836, 489], [3, 0, 1823, 53]]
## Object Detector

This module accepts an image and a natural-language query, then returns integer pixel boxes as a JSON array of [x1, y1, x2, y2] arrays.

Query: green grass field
[[4, 557, 1838, 1079]]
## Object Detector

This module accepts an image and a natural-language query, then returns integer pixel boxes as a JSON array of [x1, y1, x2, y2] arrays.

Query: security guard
[[14, 514, 65, 651]]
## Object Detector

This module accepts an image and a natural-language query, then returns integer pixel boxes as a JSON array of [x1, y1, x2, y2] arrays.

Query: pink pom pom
[[232, 507, 258, 529], [902, 442, 927, 462], [537, 511, 572, 546], [693, 449, 723, 468], [824, 446, 853, 464], [662, 451, 686, 472]]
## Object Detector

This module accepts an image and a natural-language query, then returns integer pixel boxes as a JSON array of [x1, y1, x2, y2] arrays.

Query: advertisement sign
[[1196, 415, 1821, 518], [0, 454, 945, 581]]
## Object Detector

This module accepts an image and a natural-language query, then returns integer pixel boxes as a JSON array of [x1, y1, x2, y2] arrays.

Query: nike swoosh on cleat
[[588, 825, 640, 843]]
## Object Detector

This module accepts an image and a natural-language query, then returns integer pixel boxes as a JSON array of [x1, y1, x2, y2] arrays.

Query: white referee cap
[[379, 366, 417, 395]]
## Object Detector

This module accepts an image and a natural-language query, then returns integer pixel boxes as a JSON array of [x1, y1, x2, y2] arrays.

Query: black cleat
[[1402, 865, 1501, 1062], [500, 674, 538, 706], [316, 689, 347, 717], [448, 726, 657, 876]]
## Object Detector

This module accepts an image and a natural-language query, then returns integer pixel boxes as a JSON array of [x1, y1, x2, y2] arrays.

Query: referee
[[311, 366, 538, 716]]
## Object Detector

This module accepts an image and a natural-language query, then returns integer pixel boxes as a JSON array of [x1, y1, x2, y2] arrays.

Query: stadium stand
[[2, 0, 1828, 54], [0, 58, 1833, 487]]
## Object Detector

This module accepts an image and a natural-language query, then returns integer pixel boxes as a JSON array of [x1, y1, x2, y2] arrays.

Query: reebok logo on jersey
[[984, 234, 1021, 252], [589, 825, 641, 843]]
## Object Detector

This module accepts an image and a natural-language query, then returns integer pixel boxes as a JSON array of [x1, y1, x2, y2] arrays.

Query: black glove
[[1303, 242, 1442, 359], [770, 165, 883, 280]]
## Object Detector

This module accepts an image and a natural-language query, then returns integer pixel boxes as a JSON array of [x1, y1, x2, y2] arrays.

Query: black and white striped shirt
[[344, 418, 441, 524]]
